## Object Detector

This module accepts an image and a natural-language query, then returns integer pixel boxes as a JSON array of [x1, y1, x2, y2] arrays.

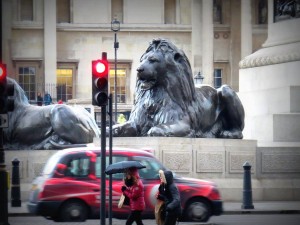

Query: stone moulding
[[239, 42, 300, 69]]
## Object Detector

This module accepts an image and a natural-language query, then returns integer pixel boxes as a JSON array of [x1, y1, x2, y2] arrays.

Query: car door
[[62, 153, 98, 203], [90, 153, 129, 217]]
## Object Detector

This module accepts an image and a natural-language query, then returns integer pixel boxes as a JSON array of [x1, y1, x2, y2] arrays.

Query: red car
[[27, 147, 223, 222]]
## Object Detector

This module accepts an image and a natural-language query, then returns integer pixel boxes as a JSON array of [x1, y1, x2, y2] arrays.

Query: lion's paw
[[147, 126, 167, 137], [219, 130, 243, 139]]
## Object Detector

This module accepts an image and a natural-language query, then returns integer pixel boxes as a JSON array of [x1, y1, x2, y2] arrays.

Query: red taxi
[[27, 147, 222, 222]]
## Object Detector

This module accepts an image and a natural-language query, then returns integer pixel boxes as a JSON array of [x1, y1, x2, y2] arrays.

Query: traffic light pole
[[108, 94, 113, 225], [0, 127, 10, 225], [113, 32, 119, 123], [100, 105, 106, 225], [0, 2, 10, 223]]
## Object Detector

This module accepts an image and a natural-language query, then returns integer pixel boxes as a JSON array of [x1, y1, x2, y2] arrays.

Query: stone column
[[241, 0, 252, 59], [44, 0, 57, 100], [230, 0, 241, 91], [191, 0, 202, 76], [2, 0, 13, 75], [176, 0, 180, 24], [202, 0, 213, 86]]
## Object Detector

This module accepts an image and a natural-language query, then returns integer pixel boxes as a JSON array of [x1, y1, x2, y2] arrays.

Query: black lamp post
[[194, 71, 204, 86], [111, 19, 120, 123]]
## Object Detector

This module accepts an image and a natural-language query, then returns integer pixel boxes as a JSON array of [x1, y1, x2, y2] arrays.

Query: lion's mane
[[139, 39, 196, 111]]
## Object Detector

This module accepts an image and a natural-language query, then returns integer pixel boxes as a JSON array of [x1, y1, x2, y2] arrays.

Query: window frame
[[109, 62, 131, 105], [20, 0, 34, 21], [57, 62, 77, 102], [213, 68, 222, 89], [56, 0, 71, 23], [14, 60, 42, 102]]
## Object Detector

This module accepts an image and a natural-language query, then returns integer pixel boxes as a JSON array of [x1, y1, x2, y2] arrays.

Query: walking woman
[[121, 168, 145, 225], [156, 170, 182, 225]]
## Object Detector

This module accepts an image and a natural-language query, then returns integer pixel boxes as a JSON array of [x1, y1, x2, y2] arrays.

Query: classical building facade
[[2, 0, 268, 121], [2, 0, 300, 201]]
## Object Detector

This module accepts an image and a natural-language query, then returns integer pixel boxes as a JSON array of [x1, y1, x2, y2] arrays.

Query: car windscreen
[[42, 153, 62, 175]]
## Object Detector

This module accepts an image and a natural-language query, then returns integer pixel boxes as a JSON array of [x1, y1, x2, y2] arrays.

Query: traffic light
[[0, 63, 14, 113], [92, 53, 109, 106]]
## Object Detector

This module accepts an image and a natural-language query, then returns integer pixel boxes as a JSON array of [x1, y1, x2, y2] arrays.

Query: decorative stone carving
[[239, 51, 300, 68], [262, 153, 300, 173], [229, 152, 255, 174], [196, 152, 224, 173], [162, 151, 191, 173], [32, 162, 46, 177]]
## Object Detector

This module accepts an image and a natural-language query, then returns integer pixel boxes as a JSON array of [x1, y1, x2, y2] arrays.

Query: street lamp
[[194, 71, 204, 87], [111, 19, 120, 123]]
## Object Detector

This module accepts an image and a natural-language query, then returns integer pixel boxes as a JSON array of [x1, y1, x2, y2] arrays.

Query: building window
[[57, 0, 70, 23], [109, 67, 127, 104], [56, 68, 73, 102], [18, 66, 36, 101], [165, 0, 176, 24], [213, 0, 222, 24], [111, 0, 123, 23], [214, 69, 222, 88], [21, 0, 33, 21], [258, 0, 268, 24]]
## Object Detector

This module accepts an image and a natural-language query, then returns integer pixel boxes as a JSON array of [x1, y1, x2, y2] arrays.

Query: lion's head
[[136, 38, 196, 110]]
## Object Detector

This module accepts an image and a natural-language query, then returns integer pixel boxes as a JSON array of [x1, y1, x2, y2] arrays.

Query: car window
[[65, 157, 90, 177], [95, 155, 127, 179], [132, 156, 166, 179]]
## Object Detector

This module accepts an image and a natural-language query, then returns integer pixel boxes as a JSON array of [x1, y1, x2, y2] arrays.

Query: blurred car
[[27, 147, 223, 222]]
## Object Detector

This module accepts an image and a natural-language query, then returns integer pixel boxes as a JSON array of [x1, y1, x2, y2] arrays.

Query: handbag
[[118, 194, 130, 208], [118, 194, 126, 208]]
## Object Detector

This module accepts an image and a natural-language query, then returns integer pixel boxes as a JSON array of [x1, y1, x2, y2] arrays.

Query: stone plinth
[[94, 137, 257, 179]]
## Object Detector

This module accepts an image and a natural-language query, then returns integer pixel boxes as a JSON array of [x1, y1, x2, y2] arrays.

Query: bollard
[[241, 161, 254, 209], [11, 158, 21, 207]]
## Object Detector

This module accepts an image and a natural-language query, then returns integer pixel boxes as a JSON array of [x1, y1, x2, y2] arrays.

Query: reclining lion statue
[[4, 78, 100, 150], [112, 38, 245, 138]]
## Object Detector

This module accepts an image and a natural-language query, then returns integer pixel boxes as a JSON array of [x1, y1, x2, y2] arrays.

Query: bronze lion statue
[[112, 38, 245, 138], [4, 78, 100, 150]]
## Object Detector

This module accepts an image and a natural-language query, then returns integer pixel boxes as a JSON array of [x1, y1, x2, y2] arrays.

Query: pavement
[[7, 201, 300, 217]]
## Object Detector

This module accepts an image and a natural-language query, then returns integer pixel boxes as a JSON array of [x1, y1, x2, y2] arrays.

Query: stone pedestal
[[237, 9, 300, 201], [239, 17, 300, 143]]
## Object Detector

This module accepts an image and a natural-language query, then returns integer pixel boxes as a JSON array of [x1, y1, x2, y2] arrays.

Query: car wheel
[[60, 200, 88, 222], [185, 199, 212, 222]]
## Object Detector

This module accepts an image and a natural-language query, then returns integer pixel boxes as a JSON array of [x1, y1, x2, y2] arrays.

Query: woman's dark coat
[[157, 170, 182, 216]]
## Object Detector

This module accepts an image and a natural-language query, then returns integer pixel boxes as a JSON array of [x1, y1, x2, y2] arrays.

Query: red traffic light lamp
[[0, 63, 7, 113], [92, 59, 108, 77], [0, 63, 14, 113], [0, 63, 7, 81], [92, 53, 109, 106], [0, 63, 7, 90]]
